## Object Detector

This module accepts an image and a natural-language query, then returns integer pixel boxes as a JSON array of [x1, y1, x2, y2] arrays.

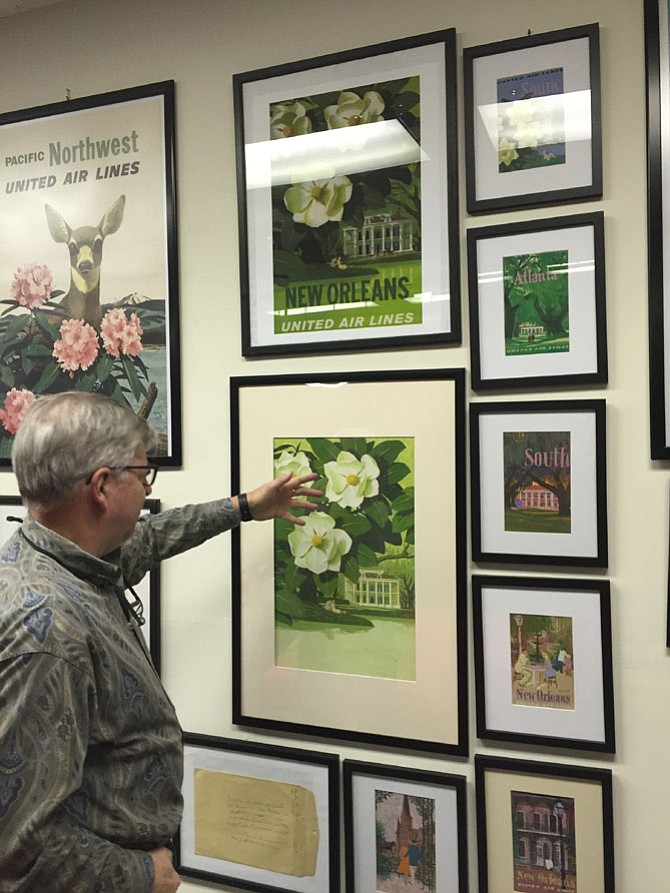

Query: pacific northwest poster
[[510, 612, 575, 710], [511, 791, 577, 893], [269, 76, 423, 336], [272, 435, 416, 681], [502, 249, 569, 356], [0, 85, 175, 459], [375, 790, 436, 893], [503, 431, 571, 534]]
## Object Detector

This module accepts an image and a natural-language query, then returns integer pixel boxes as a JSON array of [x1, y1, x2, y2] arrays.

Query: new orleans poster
[[511, 791, 577, 892], [510, 612, 575, 710], [0, 82, 179, 462], [375, 790, 436, 893], [237, 31, 458, 354], [273, 435, 416, 682]]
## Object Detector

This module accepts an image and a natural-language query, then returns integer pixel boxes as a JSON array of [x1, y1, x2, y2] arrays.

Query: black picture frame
[[230, 369, 468, 755], [343, 759, 468, 893], [470, 398, 608, 567], [472, 574, 615, 753], [464, 24, 602, 214], [475, 754, 614, 893], [0, 81, 182, 465], [175, 732, 340, 893], [468, 212, 607, 390], [233, 30, 461, 356], [645, 0, 670, 458]]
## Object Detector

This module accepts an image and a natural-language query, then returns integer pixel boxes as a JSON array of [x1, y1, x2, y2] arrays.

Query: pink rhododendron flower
[[0, 388, 36, 435], [52, 318, 100, 378], [100, 308, 143, 358], [10, 262, 53, 309]]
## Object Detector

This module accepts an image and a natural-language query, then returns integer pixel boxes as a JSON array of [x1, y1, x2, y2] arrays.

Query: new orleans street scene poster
[[511, 791, 577, 893]]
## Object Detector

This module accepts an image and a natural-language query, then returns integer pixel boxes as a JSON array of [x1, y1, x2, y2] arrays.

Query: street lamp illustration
[[554, 801, 567, 891], [514, 614, 524, 655]]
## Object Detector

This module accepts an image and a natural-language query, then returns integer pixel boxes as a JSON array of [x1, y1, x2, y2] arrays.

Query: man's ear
[[87, 467, 110, 506]]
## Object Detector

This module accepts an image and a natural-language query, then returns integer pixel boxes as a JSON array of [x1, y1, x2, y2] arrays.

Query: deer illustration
[[45, 195, 126, 329]]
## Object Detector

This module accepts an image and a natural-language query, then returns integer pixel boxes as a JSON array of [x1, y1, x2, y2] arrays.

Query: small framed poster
[[470, 399, 608, 567], [464, 24, 602, 213], [475, 754, 614, 893], [468, 212, 607, 390], [472, 574, 615, 752]]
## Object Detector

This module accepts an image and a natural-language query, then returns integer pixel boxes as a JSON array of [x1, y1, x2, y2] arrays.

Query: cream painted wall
[[0, 0, 661, 890]]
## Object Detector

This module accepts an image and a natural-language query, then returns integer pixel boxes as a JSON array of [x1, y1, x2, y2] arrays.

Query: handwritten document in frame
[[194, 769, 320, 876]]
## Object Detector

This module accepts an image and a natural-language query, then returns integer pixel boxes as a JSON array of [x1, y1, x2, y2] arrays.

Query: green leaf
[[338, 513, 372, 537], [74, 372, 96, 392], [386, 462, 411, 485], [32, 360, 62, 394], [392, 488, 414, 513], [392, 513, 414, 533], [120, 355, 146, 402], [355, 542, 378, 568], [94, 354, 115, 383], [306, 438, 341, 463], [366, 498, 390, 528], [0, 366, 15, 388], [32, 311, 61, 341], [275, 588, 310, 621], [342, 554, 360, 584], [371, 440, 406, 465], [339, 437, 368, 456]]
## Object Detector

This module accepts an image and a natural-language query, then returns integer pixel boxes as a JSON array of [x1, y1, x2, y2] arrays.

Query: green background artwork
[[502, 249, 569, 356], [269, 76, 423, 335], [503, 431, 571, 534], [273, 435, 415, 680]]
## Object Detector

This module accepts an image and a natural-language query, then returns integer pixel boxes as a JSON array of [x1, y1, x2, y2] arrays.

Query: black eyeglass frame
[[85, 464, 159, 487]]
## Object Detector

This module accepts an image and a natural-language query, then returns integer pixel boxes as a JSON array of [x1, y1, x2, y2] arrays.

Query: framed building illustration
[[230, 369, 468, 755], [233, 29, 461, 356]]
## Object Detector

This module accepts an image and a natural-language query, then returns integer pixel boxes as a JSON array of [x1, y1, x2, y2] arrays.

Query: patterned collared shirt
[[0, 498, 238, 893]]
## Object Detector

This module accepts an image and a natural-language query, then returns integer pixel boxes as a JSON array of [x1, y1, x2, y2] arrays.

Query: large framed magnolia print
[[0, 82, 181, 465], [233, 29, 461, 356], [230, 369, 468, 755]]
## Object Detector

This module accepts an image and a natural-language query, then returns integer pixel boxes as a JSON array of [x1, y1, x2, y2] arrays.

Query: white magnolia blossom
[[270, 102, 313, 139], [274, 449, 313, 480], [324, 90, 385, 129], [324, 450, 380, 510], [287, 511, 353, 575], [283, 176, 353, 228]]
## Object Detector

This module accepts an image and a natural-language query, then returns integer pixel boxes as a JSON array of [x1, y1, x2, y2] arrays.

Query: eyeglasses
[[117, 465, 159, 487], [123, 585, 146, 628], [85, 464, 159, 487]]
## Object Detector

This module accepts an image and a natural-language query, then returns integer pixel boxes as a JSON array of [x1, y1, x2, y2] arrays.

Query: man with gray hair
[[0, 391, 321, 893]]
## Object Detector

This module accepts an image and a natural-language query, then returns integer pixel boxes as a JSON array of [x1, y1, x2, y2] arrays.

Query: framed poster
[[464, 24, 602, 213], [231, 369, 468, 755], [468, 212, 607, 390], [645, 0, 670, 457], [475, 754, 614, 893], [0, 81, 181, 465], [472, 574, 615, 752], [175, 732, 340, 893], [233, 29, 461, 356], [0, 495, 162, 669], [470, 399, 608, 567], [343, 759, 468, 893]]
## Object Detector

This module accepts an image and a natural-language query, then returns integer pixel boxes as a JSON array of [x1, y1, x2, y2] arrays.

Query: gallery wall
[[0, 0, 662, 889]]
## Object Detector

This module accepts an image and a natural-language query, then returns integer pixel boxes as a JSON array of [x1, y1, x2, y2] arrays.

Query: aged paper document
[[193, 768, 320, 876]]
